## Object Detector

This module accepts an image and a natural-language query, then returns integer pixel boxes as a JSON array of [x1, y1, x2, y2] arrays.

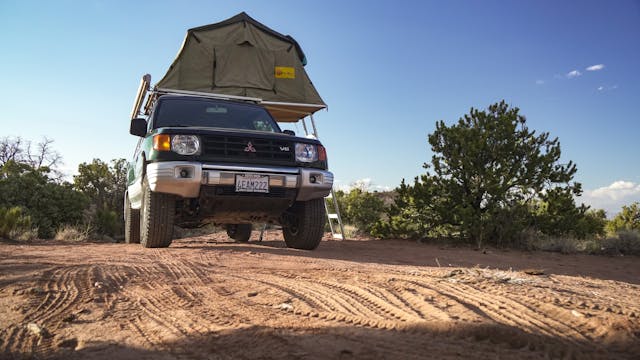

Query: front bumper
[[145, 162, 333, 201]]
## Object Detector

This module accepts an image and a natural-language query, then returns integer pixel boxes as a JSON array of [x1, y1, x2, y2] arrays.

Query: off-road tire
[[124, 194, 140, 244], [226, 224, 252, 242], [140, 178, 175, 248], [282, 198, 326, 250]]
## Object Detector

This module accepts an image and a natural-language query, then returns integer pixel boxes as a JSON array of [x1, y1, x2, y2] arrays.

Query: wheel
[[226, 224, 252, 242], [282, 198, 326, 250], [140, 177, 175, 248], [124, 193, 140, 244]]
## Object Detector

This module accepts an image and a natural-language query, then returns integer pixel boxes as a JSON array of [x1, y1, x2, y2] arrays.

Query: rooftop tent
[[156, 12, 326, 122]]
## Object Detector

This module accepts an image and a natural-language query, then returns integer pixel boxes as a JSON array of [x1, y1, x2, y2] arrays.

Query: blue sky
[[1, 0, 639, 215]]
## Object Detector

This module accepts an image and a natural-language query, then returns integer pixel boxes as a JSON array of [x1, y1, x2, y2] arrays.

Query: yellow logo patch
[[275, 66, 295, 79]]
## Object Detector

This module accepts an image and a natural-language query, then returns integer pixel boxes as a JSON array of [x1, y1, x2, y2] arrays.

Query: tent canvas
[[156, 12, 326, 122]]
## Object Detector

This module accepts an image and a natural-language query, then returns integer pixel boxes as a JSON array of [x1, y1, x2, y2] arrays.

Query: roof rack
[[130, 75, 263, 120], [130, 74, 327, 123], [155, 88, 262, 103], [130, 74, 151, 120]]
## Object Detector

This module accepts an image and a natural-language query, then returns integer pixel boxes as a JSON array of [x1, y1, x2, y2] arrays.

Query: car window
[[154, 98, 280, 132]]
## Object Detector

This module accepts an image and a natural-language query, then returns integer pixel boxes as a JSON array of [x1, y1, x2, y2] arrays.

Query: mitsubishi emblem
[[244, 141, 256, 153]]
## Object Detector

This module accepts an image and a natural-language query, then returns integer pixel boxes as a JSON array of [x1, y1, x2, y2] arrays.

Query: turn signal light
[[153, 134, 171, 151], [318, 145, 327, 161]]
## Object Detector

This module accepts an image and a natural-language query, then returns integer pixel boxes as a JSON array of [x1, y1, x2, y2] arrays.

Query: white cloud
[[373, 184, 392, 192], [336, 178, 392, 193], [579, 181, 640, 216], [597, 84, 619, 92], [566, 70, 582, 79], [352, 178, 372, 190], [535, 79, 545, 85], [586, 64, 605, 71]]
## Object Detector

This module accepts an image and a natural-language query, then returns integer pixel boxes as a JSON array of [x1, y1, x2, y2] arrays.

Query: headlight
[[295, 143, 318, 162], [171, 135, 200, 155]]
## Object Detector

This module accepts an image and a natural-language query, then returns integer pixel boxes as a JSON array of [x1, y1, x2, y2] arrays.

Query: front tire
[[226, 224, 252, 242], [282, 199, 326, 250], [140, 178, 175, 248], [124, 194, 140, 244]]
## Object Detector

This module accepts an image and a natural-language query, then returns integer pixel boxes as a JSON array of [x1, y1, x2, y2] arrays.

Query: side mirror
[[282, 130, 295, 136], [130, 118, 148, 137]]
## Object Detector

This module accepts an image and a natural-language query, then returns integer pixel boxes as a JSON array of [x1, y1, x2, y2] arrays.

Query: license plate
[[235, 174, 269, 193]]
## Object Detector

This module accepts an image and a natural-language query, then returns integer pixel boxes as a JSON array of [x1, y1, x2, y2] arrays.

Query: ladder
[[304, 114, 346, 241], [325, 189, 345, 240]]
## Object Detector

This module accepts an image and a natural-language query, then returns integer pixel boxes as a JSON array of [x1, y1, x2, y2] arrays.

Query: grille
[[201, 135, 294, 166]]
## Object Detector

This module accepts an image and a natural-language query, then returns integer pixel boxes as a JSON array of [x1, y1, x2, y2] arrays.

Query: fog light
[[180, 169, 189, 178], [309, 175, 317, 184]]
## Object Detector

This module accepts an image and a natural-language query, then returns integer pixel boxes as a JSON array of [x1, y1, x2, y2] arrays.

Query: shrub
[[54, 225, 91, 242], [0, 206, 32, 240], [95, 209, 119, 237], [520, 230, 601, 254], [606, 202, 640, 234], [600, 230, 640, 255], [0, 161, 87, 238], [330, 189, 385, 236]]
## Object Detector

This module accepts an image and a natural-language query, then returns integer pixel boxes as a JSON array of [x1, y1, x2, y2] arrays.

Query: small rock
[[247, 292, 258, 297], [277, 303, 293, 311], [26, 323, 50, 338], [523, 269, 545, 276], [571, 310, 584, 318], [62, 314, 76, 323], [94, 282, 104, 289], [445, 269, 464, 278]]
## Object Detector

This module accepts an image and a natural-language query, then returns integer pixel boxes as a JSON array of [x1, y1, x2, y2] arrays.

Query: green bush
[[330, 189, 385, 236], [95, 209, 119, 237], [0, 161, 87, 238], [606, 202, 640, 234], [0, 206, 32, 240], [74, 158, 127, 237]]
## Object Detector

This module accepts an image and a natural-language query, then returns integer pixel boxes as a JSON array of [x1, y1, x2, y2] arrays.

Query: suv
[[125, 93, 333, 249]]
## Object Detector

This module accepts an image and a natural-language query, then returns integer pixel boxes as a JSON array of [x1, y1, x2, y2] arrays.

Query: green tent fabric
[[156, 12, 326, 122]]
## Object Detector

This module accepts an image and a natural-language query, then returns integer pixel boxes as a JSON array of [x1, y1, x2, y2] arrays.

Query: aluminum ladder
[[324, 189, 345, 240], [302, 114, 346, 241]]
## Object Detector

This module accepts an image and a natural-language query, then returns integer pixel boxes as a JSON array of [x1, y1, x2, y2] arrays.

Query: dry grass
[[10, 228, 38, 242], [54, 225, 91, 242], [601, 230, 640, 255]]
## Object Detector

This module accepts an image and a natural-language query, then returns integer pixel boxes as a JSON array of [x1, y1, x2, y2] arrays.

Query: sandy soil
[[1, 231, 639, 359]]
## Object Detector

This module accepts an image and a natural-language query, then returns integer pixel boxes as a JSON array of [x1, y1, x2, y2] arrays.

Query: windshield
[[153, 97, 281, 133]]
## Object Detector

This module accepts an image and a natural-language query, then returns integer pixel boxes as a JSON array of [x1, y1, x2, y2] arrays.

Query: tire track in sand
[[398, 276, 590, 344]]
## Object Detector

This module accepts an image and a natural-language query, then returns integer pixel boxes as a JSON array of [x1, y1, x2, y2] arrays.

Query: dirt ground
[[1, 232, 639, 360]]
